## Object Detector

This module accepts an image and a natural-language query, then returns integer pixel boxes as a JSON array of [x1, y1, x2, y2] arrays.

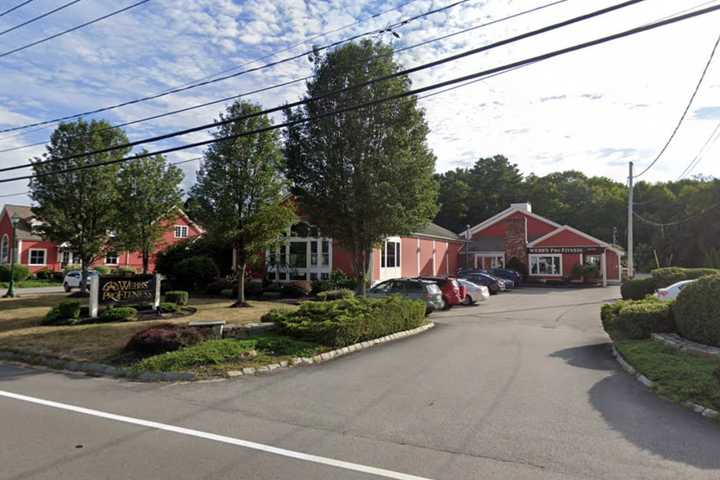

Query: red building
[[462, 203, 623, 285], [0, 204, 203, 274], [264, 221, 464, 284]]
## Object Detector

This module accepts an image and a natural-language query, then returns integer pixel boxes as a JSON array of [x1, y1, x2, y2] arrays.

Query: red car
[[416, 276, 464, 309]]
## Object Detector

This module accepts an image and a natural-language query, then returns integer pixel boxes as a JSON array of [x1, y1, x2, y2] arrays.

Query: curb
[[611, 344, 719, 420], [0, 322, 435, 383]]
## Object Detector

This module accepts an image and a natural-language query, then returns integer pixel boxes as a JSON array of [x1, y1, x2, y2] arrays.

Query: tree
[[112, 152, 184, 274], [30, 119, 130, 294], [190, 100, 295, 306], [284, 40, 438, 293]]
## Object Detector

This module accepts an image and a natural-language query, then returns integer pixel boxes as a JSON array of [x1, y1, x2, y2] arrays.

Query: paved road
[[11, 286, 65, 295], [2, 287, 720, 479]]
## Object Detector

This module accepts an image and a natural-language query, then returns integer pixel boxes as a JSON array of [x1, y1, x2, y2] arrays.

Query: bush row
[[267, 296, 426, 347], [620, 267, 720, 300], [673, 274, 720, 347], [601, 297, 673, 340]]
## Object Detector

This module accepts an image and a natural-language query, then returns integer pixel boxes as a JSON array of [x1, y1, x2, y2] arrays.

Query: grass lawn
[[0, 279, 62, 289], [0, 294, 297, 363], [616, 339, 720, 413]]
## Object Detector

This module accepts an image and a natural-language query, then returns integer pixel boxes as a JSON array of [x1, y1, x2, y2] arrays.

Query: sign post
[[89, 274, 99, 318]]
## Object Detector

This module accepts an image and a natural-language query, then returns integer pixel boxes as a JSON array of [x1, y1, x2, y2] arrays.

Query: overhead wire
[[4, 1, 718, 184], [0, 1, 35, 18], [0, 0, 83, 37]]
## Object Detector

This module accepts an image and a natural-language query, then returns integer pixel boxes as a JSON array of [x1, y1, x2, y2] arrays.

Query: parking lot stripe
[[0, 389, 433, 480]]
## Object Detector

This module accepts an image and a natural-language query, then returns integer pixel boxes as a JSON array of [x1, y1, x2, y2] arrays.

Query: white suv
[[63, 270, 99, 292]]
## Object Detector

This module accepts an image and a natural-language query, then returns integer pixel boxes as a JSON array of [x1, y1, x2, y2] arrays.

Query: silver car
[[368, 278, 444, 313], [457, 279, 490, 305], [63, 270, 99, 292]]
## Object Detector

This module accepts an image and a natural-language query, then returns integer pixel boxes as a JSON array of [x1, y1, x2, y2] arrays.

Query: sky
[[0, 0, 719, 207]]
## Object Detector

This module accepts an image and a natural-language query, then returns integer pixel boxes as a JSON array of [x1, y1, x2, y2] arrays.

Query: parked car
[[63, 270, 99, 292], [458, 268, 514, 290], [367, 278, 444, 313], [457, 279, 490, 305], [459, 272, 503, 294], [655, 279, 696, 301], [416, 276, 464, 309], [489, 268, 523, 287]]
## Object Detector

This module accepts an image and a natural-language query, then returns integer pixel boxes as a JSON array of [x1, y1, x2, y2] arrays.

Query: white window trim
[[174, 225, 189, 239], [380, 237, 401, 270], [0, 234, 8, 264], [266, 223, 333, 282], [105, 252, 119, 265], [28, 248, 47, 266], [529, 253, 563, 277]]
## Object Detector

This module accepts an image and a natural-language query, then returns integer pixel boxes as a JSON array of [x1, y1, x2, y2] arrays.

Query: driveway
[[1, 287, 720, 479]]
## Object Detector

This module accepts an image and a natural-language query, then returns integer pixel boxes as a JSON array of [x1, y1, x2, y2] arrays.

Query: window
[[174, 225, 188, 238], [321, 240, 330, 266], [105, 252, 119, 265], [381, 240, 400, 268], [29, 249, 47, 266], [289, 242, 307, 268], [310, 241, 318, 266], [529, 254, 562, 276], [0, 235, 8, 263]]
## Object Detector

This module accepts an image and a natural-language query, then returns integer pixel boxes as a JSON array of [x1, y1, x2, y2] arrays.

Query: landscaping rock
[[242, 367, 256, 375], [226, 370, 244, 377]]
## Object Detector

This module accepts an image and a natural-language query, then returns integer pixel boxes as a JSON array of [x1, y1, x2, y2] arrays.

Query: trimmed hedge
[[174, 256, 220, 291], [43, 300, 82, 325], [310, 271, 358, 295], [133, 339, 256, 372], [673, 274, 720, 347], [158, 302, 179, 313], [98, 307, 137, 323], [620, 278, 657, 300], [273, 296, 426, 347], [281, 280, 312, 298], [601, 297, 673, 340], [0, 264, 30, 282], [651, 267, 720, 289], [164, 291, 189, 306], [316, 289, 355, 301], [126, 324, 208, 356]]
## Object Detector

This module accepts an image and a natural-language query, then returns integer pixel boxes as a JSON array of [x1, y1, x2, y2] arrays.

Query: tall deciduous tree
[[284, 40, 438, 293], [30, 119, 130, 293], [190, 100, 295, 306], [113, 152, 184, 274]]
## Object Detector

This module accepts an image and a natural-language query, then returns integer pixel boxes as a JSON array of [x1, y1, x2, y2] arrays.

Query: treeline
[[434, 155, 720, 272]]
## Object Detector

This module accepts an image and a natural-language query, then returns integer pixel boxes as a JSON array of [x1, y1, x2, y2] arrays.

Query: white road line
[[0, 389, 433, 480]]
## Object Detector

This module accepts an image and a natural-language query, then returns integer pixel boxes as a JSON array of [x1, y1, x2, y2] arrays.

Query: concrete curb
[[611, 344, 719, 420], [651, 333, 720, 358], [0, 322, 435, 383]]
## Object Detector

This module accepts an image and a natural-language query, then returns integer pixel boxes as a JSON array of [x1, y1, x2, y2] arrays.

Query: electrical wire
[[634, 30, 720, 178], [0, 1, 35, 18], [0, 0, 83, 37], [4, 1, 718, 185], [0, 0, 648, 172], [0, 0, 150, 60], [0, 0, 571, 155], [0, 0, 521, 135], [633, 203, 720, 227], [677, 120, 720, 178]]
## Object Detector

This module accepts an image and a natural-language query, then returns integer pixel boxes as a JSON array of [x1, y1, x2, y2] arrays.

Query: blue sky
[[1, 0, 719, 206]]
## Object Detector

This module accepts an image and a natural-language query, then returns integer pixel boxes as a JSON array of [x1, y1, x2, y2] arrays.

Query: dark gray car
[[368, 278, 444, 313]]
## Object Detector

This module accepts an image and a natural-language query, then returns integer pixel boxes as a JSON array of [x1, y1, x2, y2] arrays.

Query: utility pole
[[627, 161, 634, 279], [612, 226, 618, 246]]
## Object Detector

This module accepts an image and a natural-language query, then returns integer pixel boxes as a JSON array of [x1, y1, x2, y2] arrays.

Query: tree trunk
[[360, 248, 369, 297], [142, 248, 149, 275], [80, 260, 88, 296], [237, 262, 247, 306]]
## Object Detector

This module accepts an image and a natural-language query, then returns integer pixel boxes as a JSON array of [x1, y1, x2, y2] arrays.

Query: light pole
[[3, 213, 20, 298], [465, 224, 471, 270]]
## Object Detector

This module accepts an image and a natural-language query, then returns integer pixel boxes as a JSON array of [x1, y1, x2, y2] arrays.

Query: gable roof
[[528, 225, 624, 255], [0, 204, 42, 241], [462, 205, 561, 237], [412, 222, 461, 241]]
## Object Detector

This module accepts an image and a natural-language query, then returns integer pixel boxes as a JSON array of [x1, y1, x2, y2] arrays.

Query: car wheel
[[63, 283, 71, 293], [463, 295, 473, 305], [441, 297, 452, 310]]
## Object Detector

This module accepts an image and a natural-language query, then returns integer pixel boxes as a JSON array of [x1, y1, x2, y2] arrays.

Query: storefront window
[[289, 242, 307, 268], [529, 255, 562, 276]]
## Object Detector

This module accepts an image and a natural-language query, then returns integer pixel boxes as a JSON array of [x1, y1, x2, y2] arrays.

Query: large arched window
[[0, 234, 8, 264]]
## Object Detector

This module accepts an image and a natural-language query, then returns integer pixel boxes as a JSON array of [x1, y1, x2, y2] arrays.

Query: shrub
[[93, 266, 110, 275], [158, 302, 179, 313], [174, 256, 220, 291], [613, 302, 674, 340], [165, 291, 189, 305], [43, 300, 84, 325], [125, 323, 207, 356], [58, 300, 82, 319], [674, 274, 720, 347], [62, 264, 82, 274], [34, 268, 54, 280], [0, 264, 30, 282], [220, 288, 234, 298], [651, 267, 720, 289], [281, 280, 312, 298], [52, 270, 65, 281], [316, 289, 354, 301], [98, 307, 137, 323], [206, 278, 234, 295], [254, 336, 319, 357], [261, 308, 293, 324], [311, 271, 358, 294], [620, 277, 656, 300], [602, 298, 663, 339], [506, 256, 528, 276], [111, 267, 136, 277], [133, 339, 256, 372], [277, 296, 426, 347]]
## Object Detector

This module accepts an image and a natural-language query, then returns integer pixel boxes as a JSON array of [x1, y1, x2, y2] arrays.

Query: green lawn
[[616, 339, 720, 413], [0, 279, 62, 289]]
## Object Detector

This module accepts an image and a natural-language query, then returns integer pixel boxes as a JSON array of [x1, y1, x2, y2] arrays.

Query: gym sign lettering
[[529, 247, 604, 254], [99, 275, 156, 305]]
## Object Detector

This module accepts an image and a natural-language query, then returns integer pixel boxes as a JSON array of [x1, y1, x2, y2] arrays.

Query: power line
[[0, 0, 83, 37], [6, 1, 719, 185], [0, 1, 35, 18], [0, 0, 571, 156], [677, 120, 720, 178], [0, 0, 150, 60], [634, 30, 720, 178], [633, 203, 720, 227], [0, 0, 480, 135], [1, 0, 647, 173]]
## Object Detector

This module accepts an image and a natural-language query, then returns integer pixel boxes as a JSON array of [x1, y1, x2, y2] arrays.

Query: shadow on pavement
[[549, 343, 617, 371]]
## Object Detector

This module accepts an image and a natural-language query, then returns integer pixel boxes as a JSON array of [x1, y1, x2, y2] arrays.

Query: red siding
[[607, 250, 620, 281], [332, 241, 354, 276], [472, 211, 556, 241], [419, 239, 434, 276], [400, 237, 418, 277], [435, 241, 449, 276], [533, 228, 603, 247]]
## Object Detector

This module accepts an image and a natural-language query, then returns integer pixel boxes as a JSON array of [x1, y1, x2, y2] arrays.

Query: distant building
[[0, 204, 203, 273], [462, 202, 623, 285]]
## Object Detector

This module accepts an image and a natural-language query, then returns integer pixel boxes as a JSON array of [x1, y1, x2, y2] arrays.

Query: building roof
[[466, 237, 505, 252], [527, 225, 625, 255], [0, 204, 42, 241], [412, 222, 461, 241], [462, 203, 561, 237]]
